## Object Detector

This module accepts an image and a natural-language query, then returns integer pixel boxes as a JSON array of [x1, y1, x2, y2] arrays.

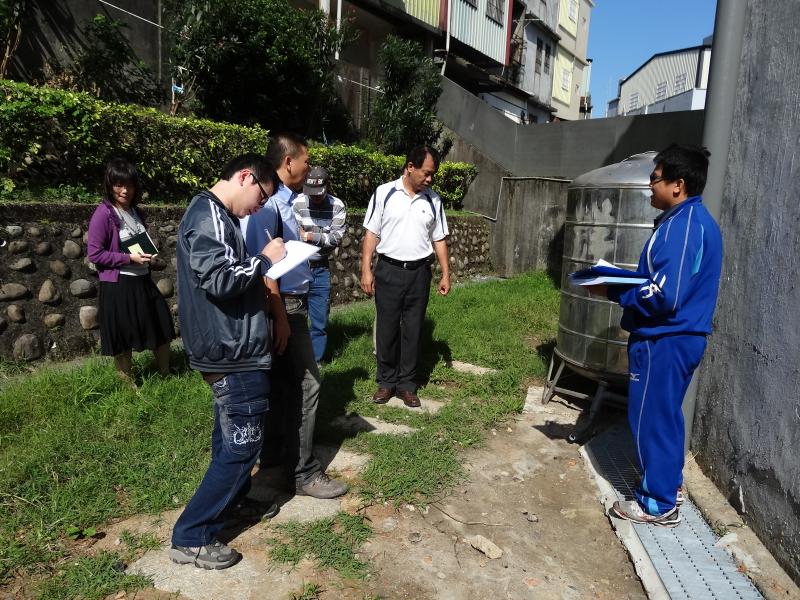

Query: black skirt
[[98, 275, 175, 356]]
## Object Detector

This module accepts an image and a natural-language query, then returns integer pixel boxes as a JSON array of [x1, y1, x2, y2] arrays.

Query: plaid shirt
[[292, 193, 347, 261]]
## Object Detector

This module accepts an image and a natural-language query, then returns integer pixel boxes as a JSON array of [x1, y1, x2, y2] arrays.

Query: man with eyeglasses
[[588, 145, 723, 529], [243, 132, 348, 500], [171, 154, 287, 569]]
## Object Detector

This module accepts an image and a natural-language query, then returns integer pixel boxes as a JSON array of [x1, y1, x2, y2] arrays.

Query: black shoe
[[228, 496, 279, 522]]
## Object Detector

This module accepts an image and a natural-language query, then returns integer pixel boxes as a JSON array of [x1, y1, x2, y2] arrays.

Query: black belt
[[379, 254, 433, 270], [309, 258, 329, 268]]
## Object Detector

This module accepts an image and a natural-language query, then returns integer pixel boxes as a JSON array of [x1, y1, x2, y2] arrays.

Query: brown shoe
[[372, 387, 394, 404], [396, 389, 421, 408]]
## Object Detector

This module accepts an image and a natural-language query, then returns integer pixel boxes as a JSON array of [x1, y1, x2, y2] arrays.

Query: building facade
[[550, 0, 593, 120], [478, 0, 560, 124], [607, 39, 712, 117]]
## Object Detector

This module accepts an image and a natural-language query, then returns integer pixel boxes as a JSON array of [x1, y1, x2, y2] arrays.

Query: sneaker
[[169, 541, 241, 570], [296, 471, 349, 499], [676, 485, 686, 507], [610, 500, 681, 528]]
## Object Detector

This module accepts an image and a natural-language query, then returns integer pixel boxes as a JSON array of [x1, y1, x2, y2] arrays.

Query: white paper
[[265, 240, 319, 279], [594, 258, 617, 268]]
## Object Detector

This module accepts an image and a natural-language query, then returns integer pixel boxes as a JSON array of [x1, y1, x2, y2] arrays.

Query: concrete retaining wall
[[692, 0, 800, 583], [437, 77, 705, 279], [0, 203, 491, 362]]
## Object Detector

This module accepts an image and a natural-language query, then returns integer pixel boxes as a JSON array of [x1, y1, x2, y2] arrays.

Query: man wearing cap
[[292, 166, 347, 365], [360, 145, 450, 408], [243, 133, 347, 500]]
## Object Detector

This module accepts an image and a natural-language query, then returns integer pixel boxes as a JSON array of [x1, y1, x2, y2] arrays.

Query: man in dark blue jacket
[[591, 145, 723, 528], [170, 154, 286, 569]]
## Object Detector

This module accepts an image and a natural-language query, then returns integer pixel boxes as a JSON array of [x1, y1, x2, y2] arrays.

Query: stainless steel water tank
[[556, 152, 661, 382]]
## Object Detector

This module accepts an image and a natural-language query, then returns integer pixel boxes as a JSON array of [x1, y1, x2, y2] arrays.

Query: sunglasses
[[649, 172, 666, 185]]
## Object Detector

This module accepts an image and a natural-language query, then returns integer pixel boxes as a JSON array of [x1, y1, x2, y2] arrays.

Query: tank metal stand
[[542, 353, 625, 444]]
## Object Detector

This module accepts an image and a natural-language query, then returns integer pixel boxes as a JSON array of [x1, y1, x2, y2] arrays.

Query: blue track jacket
[[607, 196, 722, 337]]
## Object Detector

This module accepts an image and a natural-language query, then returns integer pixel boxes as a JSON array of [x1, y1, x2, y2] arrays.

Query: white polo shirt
[[363, 178, 449, 261]]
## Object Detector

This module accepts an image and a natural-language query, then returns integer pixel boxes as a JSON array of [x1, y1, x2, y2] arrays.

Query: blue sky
[[587, 0, 718, 118]]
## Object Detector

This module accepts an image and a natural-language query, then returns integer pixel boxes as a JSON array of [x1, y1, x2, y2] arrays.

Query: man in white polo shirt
[[360, 145, 451, 408]]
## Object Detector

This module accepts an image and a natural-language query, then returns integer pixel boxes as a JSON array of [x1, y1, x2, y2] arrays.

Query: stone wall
[[0, 203, 492, 362]]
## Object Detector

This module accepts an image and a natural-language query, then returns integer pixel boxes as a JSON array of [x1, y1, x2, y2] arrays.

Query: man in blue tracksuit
[[592, 144, 722, 527]]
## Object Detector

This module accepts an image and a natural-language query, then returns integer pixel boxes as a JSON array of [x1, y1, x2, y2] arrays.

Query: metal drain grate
[[585, 424, 763, 600]]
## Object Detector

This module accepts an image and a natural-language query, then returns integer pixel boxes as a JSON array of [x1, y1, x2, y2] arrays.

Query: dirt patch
[[348, 403, 646, 600]]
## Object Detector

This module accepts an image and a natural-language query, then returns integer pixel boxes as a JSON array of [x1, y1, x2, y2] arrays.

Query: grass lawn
[[0, 271, 559, 598]]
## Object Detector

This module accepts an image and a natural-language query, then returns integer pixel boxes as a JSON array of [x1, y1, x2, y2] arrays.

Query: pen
[[266, 228, 273, 242]]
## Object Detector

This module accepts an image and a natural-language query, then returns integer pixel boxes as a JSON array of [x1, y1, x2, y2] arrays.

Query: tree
[[368, 35, 448, 155], [43, 14, 163, 106], [166, 0, 353, 138], [0, 0, 26, 79]]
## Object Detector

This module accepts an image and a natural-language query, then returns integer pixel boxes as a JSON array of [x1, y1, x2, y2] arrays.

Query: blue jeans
[[172, 370, 269, 547], [307, 266, 331, 362]]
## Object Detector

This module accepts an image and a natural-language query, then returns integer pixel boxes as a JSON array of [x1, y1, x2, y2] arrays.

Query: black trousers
[[374, 258, 432, 392]]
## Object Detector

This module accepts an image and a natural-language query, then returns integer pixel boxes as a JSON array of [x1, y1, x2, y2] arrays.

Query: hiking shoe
[[169, 541, 241, 570], [676, 485, 686, 507], [228, 496, 279, 521], [296, 471, 349, 499], [610, 500, 681, 528]]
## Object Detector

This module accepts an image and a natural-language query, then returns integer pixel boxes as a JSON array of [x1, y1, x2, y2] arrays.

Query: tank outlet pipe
[[683, 0, 747, 453]]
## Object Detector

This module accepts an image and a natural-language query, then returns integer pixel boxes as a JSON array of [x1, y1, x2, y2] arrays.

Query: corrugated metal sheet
[[383, 0, 441, 29], [619, 49, 703, 114], [450, 0, 509, 64]]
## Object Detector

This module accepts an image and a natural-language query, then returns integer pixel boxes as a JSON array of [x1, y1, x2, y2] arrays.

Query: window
[[568, 0, 578, 21], [674, 73, 687, 94], [535, 39, 543, 74], [561, 67, 571, 91], [655, 81, 667, 101], [486, 0, 504, 23], [544, 44, 552, 74], [628, 92, 640, 111]]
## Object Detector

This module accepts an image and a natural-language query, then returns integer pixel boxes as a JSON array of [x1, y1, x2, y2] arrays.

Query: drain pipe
[[335, 0, 343, 60], [441, 0, 452, 76], [682, 0, 747, 453]]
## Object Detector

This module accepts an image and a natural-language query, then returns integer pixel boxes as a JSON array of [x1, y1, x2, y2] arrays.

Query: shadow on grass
[[324, 318, 372, 363], [315, 365, 371, 447], [535, 339, 556, 371], [135, 345, 191, 381], [415, 317, 452, 388]]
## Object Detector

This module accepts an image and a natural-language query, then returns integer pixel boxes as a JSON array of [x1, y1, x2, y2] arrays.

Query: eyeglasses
[[251, 174, 270, 206], [649, 172, 665, 185]]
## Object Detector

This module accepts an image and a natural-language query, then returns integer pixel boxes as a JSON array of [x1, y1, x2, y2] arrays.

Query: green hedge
[[0, 80, 477, 207]]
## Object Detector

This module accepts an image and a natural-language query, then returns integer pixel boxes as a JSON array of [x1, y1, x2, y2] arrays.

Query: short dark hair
[[405, 145, 440, 171], [219, 153, 279, 190], [103, 158, 143, 207], [266, 132, 308, 169], [654, 144, 711, 196]]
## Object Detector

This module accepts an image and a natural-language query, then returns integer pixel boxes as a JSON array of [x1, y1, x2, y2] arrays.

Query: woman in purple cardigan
[[87, 158, 174, 380]]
